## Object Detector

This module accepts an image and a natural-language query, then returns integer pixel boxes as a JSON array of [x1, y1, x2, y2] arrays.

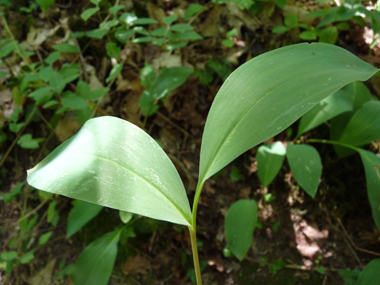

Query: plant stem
[[188, 226, 202, 285], [306, 139, 359, 152]]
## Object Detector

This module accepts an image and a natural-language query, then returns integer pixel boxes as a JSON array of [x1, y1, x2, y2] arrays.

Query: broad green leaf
[[132, 36, 156, 43], [222, 39, 234, 48], [81, 7, 99, 21], [297, 90, 353, 137], [338, 268, 361, 285], [119, 211, 133, 224], [27, 116, 192, 226], [106, 63, 123, 83], [47, 200, 58, 223], [100, 19, 119, 30], [225, 199, 258, 261], [272, 25, 288, 34], [45, 51, 60, 65], [59, 63, 80, 84], [90, 0, 101, 5], [4, 182, 24, 203], [169, 31, 203, 41], [287, 144, 322, 198], [86, 28, 108, 39], [318, 26, 338, 44], [165, 41, 187, 50], [72, 229, 122, 285], [275, 0, 286, 9], [140, 62, 156, 89], [89, 88, 109, 100], [77, 80, 109, 100], [36, 0, 55, 11], [67, 200, 103, 238], [53, 43, 80, 53], [358, 149, 380, 231], [355, 259, 380, 285], [257, 142, 286, 187], [184, 4, 204, 21], [339, 101, 380, 146], [38, 231, 53, 245], [207, 58, 231, 81], [299, 31, 317, 41], [198, 43, 378, 184], [331, 81, 372, 156]]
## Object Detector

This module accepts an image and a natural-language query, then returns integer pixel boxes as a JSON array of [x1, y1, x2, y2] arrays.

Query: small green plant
[[26, 43, 380, 285]]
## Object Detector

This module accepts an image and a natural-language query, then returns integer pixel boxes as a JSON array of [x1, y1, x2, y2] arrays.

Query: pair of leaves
[[27, 43, 379, 228], [257, 142, 322, 198]]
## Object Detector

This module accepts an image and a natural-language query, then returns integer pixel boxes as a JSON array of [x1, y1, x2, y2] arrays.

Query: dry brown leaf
[[55, 113, 81, 142], [27, 258, 56, 285], [121, 255, 152, 275]]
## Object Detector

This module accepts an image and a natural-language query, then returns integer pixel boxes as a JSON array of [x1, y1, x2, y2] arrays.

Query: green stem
[[306, 139, 360, 152], [188, 226, 202, 285], [192, 181, 204, 228]]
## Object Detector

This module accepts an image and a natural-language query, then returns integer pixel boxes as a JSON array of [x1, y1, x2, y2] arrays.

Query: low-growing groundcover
[[1, 0, 380, 284]]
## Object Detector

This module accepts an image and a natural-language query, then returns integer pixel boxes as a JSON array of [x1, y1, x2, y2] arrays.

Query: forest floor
[[1, 0, 380, 284]]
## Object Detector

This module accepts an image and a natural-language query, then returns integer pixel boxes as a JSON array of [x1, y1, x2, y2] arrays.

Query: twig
[[337, 218, 380, 257], [155, 111, 191, 138]]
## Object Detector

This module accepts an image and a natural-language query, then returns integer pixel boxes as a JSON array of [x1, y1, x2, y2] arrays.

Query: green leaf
[[27, 116, 192, 226], [100, 19, 119, 29], [165, 41, 187, 50], [339, 101, 380, 146], [222, 39, 234, 48], [47, 200, 58, 223], [140, 66, 193, 114], [275, 0, 286, 9], [109, 5, 124, 15], [106, 63, 123, 83], [61, 96, 88, 110], [86, 28, 108, 39], [0, 41, 18, 59], [299, 31, 317, 41], [10, 106, 23, 123], [17, 134, 40, 149], [233, 0, 254, 9], [171, 24, 194, 32], [53, 43, 80, 53], [28, 87, 54, 105], [133, 26, 150, 36], [76, 81, 109, 101], [114, 29, 135, 43], [207, 58, 231, 81], [355, 259, 380, 285], [119, 12, 137, 25], [4, 182, 24, 203], [272, 26, 288, 34], [36, 0, 55, 11], [257, 142, 286, 187], [140, 62, 156, 89], [331, 81, 372, 156], [169, 31, 203, 41], [19, 251, 34, 264], [45, 51, 60, 65], [297, 90, 353, 137], [106, 42, 120, 59], [67, 201, 103, 238], [119, 211, 133, 224], [318, 26, 338, 44], [1, 251, 18, 261], [230, 166, 241, 181], [287, 144, 322, 198], [72, 229, 121, 285], [88, 88, 109, 100], [184, 4, 204, 21], [151, 28, 166, 37], [132, 36, 156, 43], [81, 7, 99, 21], [132, 18, 158, 25], [163, 14, 178, 25], [38, 231, 53, 245], [338, 268, 361, 285], [225, 199, 258, 261], [358, 149, 380, 231], [198, 43, 378, 185], [284, 15, 298, 28]]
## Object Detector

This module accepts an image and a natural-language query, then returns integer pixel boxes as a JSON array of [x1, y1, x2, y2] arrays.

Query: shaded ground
[[1, 0, 380, 284]]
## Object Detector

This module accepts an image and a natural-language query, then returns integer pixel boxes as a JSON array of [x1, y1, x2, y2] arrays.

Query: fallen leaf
[[121, 255, 152, 275]]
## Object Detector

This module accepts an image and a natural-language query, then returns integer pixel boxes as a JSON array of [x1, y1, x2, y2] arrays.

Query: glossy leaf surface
[[199, 43, 378, 184], [287, 144, 322, 198], [257, 142, 286, 187], [297, 90, 352, 137], [27, 116, 192, 226], [358, 149, 380, 231], [67, 201, 103, 238], [339, 101, 380, 146], [225, 199, 258, 261], [72, 229, 122, 285]]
